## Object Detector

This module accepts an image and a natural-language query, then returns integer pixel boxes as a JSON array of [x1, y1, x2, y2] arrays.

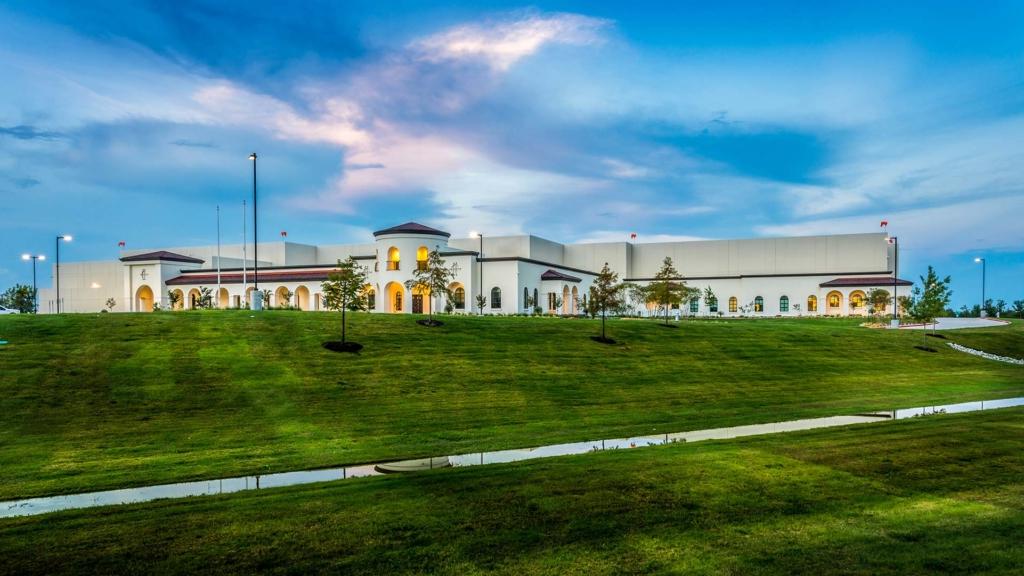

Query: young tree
[[475, 294, 487, 314], [868, 288, 890, 317], [321, 257, 369, 350], [196, 287, 214, 309], [404, 249, 457, 326], [646, 257, 687, 325], [907, 266, 952, 340], [105, 297, 116, 312], [167, 290, 182, 310], [590, 262, 625, 343], [0, 284, 35, 313], [702, 286, 717, 317], [625, 283, 649, 317]]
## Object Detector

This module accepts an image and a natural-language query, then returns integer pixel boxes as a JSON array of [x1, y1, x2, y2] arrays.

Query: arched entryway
[[274, 286, 292, 308], [411, 285, 431, 314], [571, 286, 579, 314], [826, 290, 843, 314], [385, 281, 404, 313], [449, 282, 465, 311], [217, 287, 229, 309], [187, 288, 202, 310], [135, 285, 154, 312], [170, 289, 184, 311], [295, 286, 310, 311], [849, 290, 867, 315], [562, 285, 571, 315]]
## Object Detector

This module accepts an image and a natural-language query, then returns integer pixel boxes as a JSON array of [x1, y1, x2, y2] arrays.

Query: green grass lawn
[[0, 312, 1021, 500], [1, 408, 1021, 575], [944, 318, 1024, 358]]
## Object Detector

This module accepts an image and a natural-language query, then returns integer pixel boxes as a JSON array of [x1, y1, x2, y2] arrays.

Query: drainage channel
[[3, 396, 1023, 519]]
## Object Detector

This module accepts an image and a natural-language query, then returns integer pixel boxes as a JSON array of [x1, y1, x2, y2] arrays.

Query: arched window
[[709, 296, 718, 313], [850, 291, 866, 308], [416, 246, 429, 271], [689, 297, 699, 313], [728, 297, 738, 313], [807, 295, 818, 312], [523, 287, 529, 309], [366, 288, 376, 310], [386, 246, 400, 271], [828, 292, 841, 308], [394, 291, 403, 311], [490, 287, 501, 308], [754, 296, 764, 312], [454, 287, 465, 309], [779, 295, 789, 312]]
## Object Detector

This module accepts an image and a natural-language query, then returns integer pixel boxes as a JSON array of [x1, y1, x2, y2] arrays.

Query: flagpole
[[242, 200, 248, 306], [216, 205, 222, 308]]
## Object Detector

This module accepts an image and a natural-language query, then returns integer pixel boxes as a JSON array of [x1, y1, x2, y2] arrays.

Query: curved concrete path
[[898, 317, 1010, 330]]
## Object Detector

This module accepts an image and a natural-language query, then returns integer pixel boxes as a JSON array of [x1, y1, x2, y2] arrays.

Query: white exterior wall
[[39, 223, 897, 318]]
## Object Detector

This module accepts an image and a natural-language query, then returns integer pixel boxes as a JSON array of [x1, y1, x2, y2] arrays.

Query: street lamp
[[249, 152, 260, 310], [974, 257, 986, 317], [55, 235, 72, 313], [21, 253, 45, 313], [890, 236, 899, 325], [471, 231, 484, 315]]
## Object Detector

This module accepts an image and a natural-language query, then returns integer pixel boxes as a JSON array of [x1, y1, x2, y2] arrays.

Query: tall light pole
[[249, 153, 259, 301], [21, 253, 45, 313], [472, 232, 484, 315], [974, 257, 986, 317], [891, 236, 899, 323], [55, 234, 72, 313]]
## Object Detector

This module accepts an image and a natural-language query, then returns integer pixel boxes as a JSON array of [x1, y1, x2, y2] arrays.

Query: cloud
[[412, 12, 610, 71], [756, 194, 1024, 256], [0, 125, 65, 140]]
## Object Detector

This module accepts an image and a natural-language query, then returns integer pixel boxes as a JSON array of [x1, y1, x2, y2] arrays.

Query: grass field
[[1, 408, 1021, 575], [0, 313, 1020, 500]]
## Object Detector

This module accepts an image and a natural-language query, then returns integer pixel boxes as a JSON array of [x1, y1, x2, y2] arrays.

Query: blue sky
[[1, 0, 1021, 308]]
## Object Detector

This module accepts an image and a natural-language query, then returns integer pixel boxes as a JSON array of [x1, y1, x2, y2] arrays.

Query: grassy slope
[[945, 318, 1024, 358], [0, 312, 1021, 500], [1, 408, 1022, 575]]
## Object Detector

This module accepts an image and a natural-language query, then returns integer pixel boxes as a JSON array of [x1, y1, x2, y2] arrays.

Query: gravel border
[[948, 342, 1024, 365]]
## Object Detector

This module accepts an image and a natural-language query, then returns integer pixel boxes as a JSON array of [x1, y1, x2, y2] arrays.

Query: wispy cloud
[[412, 12, 610, 71]]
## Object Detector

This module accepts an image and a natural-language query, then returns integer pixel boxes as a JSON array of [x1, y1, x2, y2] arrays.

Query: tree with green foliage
[[702, 286, 717, 317], [475, 294, 487, 314], [624, 283, 648, 316], [321, 257, 368, 348], [105, 297, 116, 312], [1013, 300, 1024, 319], [195, 287, 214, 309], [167, 290, 182, 310], [906, 266, 952, 342], [868, 288, 890, 317], [590, 262, 625, 342], [646, 257, 687, 325], [405, 249, 457, 326], [0, 284, 35, 313]]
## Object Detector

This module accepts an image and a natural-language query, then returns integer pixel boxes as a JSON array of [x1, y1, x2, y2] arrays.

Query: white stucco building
[[37, 221, 911, 317]]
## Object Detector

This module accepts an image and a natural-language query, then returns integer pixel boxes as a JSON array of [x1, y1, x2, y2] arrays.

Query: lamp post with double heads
[[249, 153, 259, 308], [974, 257, 986, 317], [21, 253, 45, 313], [55, 235, 72, 313]]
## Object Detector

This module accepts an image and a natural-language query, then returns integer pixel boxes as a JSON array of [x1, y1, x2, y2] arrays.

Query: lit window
[[828, 293, 841, 308], [779, 296, 789, 312], [394, 291, 402, 311], [729, 297, 738, 313], [454, 287, 465, 309], [754, 296, 764, 312], [386, 247, 400, 271], [807, 295, 818, 312], [366, 288, 376, 310], [416, 246, 428, 271], [851, 292, 865, 308]]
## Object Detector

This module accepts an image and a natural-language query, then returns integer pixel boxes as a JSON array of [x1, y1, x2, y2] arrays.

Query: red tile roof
[[120, 251, 205, 264], [819, 276, 912, 288], [166, 269, 336, 286]]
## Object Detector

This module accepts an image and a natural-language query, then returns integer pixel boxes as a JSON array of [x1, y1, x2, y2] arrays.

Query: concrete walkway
[[898, 317, 1010, 330], [3, 396, 1023, 519]]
